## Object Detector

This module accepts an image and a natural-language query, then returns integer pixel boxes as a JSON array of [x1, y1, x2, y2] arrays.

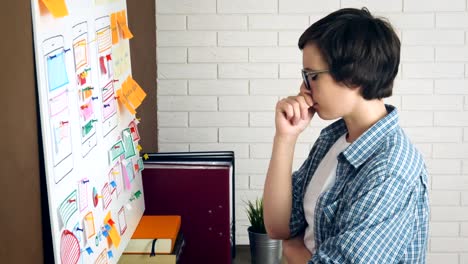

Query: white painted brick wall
[[156, 0, 468, 256], [403, 63, 465, 78], [430, 191, 460, 205], [189, 112, 248, 127], [157, 96, 217, 111], [279, 31, 303, 46], [278, 0, 339, 13], [218, 32, 277, 46], [248, 15, 309, 30], [219, 96, 278, 111], [158, 63, 217, 79], [401, 47, 434, 62], [157, 31, 216, 46], [189, 80, 249, 95], [217, 0, 278, 14], [435, 80, 468, 94], [427, 253, 459, 264], [437, 46, 468, 62], [218, 63, 278, 78], [402, 30, 465, 45], [158, 112, 188, 127], [404, 0, 466, 12], [189, 143, 250, 158], [249, 47, 301, 63], [463, 192, 468, 205], [188, 15, 247, 30], [430, 222, 460, 237], [189, 47, 248, 63], [250, 79, 301, 95], [157, 80, 187, 95], [393, 79, 434, 95], [381, 13, 435, 29], [436, 12, 468, 29], [341, 0, 403, 12], [156, 15, 186, 30], [157, 47, 187, 63]]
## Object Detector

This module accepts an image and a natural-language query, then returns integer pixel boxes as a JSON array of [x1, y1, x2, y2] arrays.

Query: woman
[[263, 7, 429, 264]]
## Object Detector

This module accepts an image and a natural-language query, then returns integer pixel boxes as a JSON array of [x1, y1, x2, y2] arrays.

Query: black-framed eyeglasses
[[301, 69, 329, 90]]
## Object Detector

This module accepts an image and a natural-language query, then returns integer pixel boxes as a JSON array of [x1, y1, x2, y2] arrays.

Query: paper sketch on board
[[43, 36, 74, 183], [72, 22, 97, 157]]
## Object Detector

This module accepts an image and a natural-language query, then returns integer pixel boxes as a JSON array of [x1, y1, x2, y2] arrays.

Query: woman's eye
[[311, 74, 318, 81]]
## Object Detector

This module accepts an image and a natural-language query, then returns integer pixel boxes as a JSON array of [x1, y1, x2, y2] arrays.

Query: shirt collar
[[320, 104, 399, 168]]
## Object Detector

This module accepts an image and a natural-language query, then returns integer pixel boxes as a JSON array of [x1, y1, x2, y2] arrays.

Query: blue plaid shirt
[[290, 105, 429, 263]]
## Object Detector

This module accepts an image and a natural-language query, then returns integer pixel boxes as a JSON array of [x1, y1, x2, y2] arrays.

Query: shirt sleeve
[[308, 174, 427, 264], [289, 168, 307, 237]]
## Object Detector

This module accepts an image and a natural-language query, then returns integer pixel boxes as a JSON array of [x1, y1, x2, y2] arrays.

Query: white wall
[[155, 0, 468, 262]]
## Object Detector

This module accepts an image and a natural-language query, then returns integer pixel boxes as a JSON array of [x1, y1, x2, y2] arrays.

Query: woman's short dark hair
[[298, 7, 400, 100]]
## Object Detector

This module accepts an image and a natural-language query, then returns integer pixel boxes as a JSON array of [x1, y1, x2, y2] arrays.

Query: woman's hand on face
[[275, 82, 315, 138]]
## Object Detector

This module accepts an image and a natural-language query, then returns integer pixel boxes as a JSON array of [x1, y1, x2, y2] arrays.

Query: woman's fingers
[[277, 95, 312, 125], [295, 96, 310, 120], [277, 100, 294, 120], [302, 92, 314, 107]]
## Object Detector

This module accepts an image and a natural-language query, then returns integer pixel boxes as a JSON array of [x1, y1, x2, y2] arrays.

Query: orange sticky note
[[83, 89, 92, 99], [128, 77, 147, 102], [123, 80, 142, 109], [41, 0, 69, 18], [123, 77, 147, 110], [104, 212, 121, 248], [117, 11, 133, 39], [110, 13, 119, 44], [116, 89, 136, 115]]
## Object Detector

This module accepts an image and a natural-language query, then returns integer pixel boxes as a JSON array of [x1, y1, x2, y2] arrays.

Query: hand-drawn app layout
[[43, 35, 73, 183], [72, 22, 97, 157], [96, 16, 118, 137]]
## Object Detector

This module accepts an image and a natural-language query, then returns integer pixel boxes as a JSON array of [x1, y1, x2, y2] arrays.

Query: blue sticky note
[[107, 251, 113, 258], [105, 224, 111, 231], [102, 230, 109, 237], [110, 181, 117, 188], [86, 247, 93, 255], [46, 52, 69, 91]]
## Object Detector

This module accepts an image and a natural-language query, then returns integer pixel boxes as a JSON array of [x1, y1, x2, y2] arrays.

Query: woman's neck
[[343, 99, 388, 143]]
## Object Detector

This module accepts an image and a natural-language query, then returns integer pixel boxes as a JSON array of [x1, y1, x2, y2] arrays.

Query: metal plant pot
[[248, 227, 282, 264]]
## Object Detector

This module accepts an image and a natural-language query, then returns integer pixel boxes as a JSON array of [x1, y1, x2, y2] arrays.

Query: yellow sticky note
[[117, 11, 133, 39], [110, 13, 119, 44], [104, 212, 121, 248], [41, 0, 68, 18]]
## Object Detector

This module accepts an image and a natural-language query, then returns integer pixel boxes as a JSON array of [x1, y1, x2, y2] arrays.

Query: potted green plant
[[246, 197, 282, 264]]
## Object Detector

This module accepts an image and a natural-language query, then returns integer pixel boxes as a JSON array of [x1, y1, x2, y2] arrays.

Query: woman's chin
[[315, 107, 338, 121]]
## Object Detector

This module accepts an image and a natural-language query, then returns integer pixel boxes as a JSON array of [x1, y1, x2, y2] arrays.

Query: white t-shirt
[[303, 133, 350, 253]]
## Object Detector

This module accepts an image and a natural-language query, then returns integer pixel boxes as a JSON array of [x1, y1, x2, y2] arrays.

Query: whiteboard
[[31, 0, 145, 263]]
